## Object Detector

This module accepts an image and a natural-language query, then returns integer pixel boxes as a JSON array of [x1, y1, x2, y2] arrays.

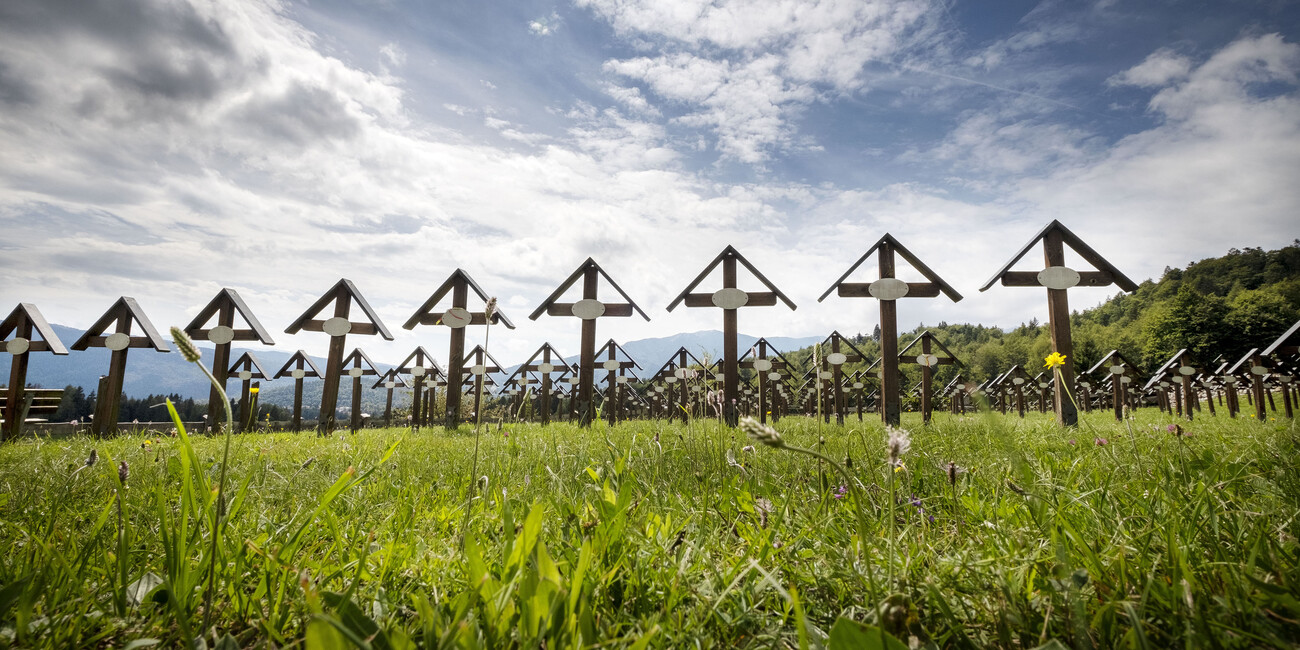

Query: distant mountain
[[500, 330, 822, 377]]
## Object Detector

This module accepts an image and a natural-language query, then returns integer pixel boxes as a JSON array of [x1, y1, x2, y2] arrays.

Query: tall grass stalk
[[463, 298, 496, 548]]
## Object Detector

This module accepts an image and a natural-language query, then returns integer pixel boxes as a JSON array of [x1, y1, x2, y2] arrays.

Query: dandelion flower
[[250, 387, 259, 395], [1044, 352, 1067, 369], [886, 426, 911, 467]]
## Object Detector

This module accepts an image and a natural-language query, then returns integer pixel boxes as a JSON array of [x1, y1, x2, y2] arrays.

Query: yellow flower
[[250, 387, 260, 394], [1044, 352, 1067, 369], [894, 462, 906, 473]]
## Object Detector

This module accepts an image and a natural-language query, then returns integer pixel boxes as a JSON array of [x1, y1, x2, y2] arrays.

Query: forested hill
[[777, 241, 1300, 388]]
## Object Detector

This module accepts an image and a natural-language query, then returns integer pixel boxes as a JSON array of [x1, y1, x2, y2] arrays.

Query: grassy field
[[0, 408, 1297, 649]]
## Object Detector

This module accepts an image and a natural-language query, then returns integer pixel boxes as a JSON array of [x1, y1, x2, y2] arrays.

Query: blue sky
[[1, 0, 1298, 367]]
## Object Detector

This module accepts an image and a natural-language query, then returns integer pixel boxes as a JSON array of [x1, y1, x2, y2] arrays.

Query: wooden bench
[[0, 387, 65, 428]]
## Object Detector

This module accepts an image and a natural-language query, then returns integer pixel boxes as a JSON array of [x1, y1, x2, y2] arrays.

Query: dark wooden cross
[[530, 259, 649, 427], [372, 369, 409, 428], [1227, 347, 1273, 421], [816, 332, 869, 425], [183, 289, 275, 427], [595, 339, 640, 425], [1146, 349, 1205, 421], [667, 246, 795, 427], [228, 351, 271, 431], [403, 269, 514, 429], [1263, 320, 1300, 420], [510, 343, 574, 425], [1085, 350, 1142, 421], [980, 221, 1137, 426], [285, 279, 392, 434], [273, 351, 323, 432], [396, 347, 442, 430], [652, 347, 707, 422], [820, 234, 962, 427], [1, 303, 68, 441], [461, 344, 503, 422], [739, 338, 793, 424], [897, 330, 963, 424], [71, 297, 170, 437], [340, 348, 380, 432]]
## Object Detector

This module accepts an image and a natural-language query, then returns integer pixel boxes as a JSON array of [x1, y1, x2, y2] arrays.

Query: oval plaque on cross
[[665, 376, 678, 384], [385, 381, 396, 388], [6, 337, 29, 355], [819, 371, 832, 379], [1110, 365, 1125, 375], [868, 278, 909, 300], [916, 354, 939, 368], [568, 377, 581, 385], [1037, 266, 1081, 290], [322, 317, 352, 337], [853, 382, 864, 389], [1250, 365, 1268, 376], [348, 368, 364, 378], [711, 288, 749, 309], [826, 352, 848, 366], [538, 362, 554, 374], [752, 359, 772, 372], [1178, 365, 1196, 376], [441, 307, 472, 329], [571, 299, 606, 320], [616, 376, 629, 384], [105, 332, 132, 351], [411, 366, 426, 377], [1121, 376, 1132, 384], [768, 372, 781, 381], [470, 364, 487, 376], [239, 370, 253, 381], [292, 369, 306, 379], [208, 325, 235, 345], [603, 360, 621, 371], [1012, 377, 1025, 385]]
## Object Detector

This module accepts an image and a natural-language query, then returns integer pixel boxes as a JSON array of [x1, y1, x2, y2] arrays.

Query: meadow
[[0, 408, 1297, 649]]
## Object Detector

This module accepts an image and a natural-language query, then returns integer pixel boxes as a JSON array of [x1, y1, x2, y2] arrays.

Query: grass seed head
[[484, 297, 498, 322], [170, 326, 202, 363], [118, 461, 129, 486], [739, 416, 783, 448], [86, 448, 98, 467]]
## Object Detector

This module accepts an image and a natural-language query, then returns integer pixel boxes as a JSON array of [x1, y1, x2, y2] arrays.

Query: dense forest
[[764, 241, 1300, 394], [50, 386, 292, 423]]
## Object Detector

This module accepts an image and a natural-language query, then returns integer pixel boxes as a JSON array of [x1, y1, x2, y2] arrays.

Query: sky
[[1, 0, 1299, 369]]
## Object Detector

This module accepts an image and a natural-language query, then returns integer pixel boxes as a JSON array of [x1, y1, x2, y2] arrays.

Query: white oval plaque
[[1038, 382, 1049, 389], [853, 382, 864, 389], [385, 381, 396, 388], [6, 337, 30, 355], [1012, 377, 1025, 385], [1281, 375, 1293, 383], [711, 288, 749, 309], [819, 371, 832, 379], [1178, 365, 1196, 376], [322, 317, 352, 337], [571, 299, 606, 320], [1038, 266, 1081, 290], [411, 366, 426, 377], [1121, 376, 1132, 384], [753, 359, 772, 372], [568, 377, 581, 385], [916, 354, 939, 368], [292, 369, 306, 379], [538, 362, 555, 374], [239, 370, 253, 381], [470, 364, 487, 376], [868, 278, 909, 301], [616, 376, 629, 384], [655, 386, 664, 392], [1250, 365, 1268, 376], [768, 372, 782, 381], [1172, 376, 1185, 384], [424, 378, 437, 387], [442, 307, 472, 329], [207, 325, 235, 345], [603, 360, 621, 371], [105, 332, 131, 351], [1110, 365, 1125, 375], [1080, 381, 1091, 388], [665, 376, 678, 384], [1159, 381, 1170, 388], [827, 352, 848, 366], [349, 368, 364, 378]]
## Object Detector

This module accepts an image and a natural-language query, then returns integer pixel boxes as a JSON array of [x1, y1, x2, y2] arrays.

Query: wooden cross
[[340, 348, 380, 432], [71, 297, 170, 437], [396, 347, 442, 430], [652, 347, 707, 422], [1145, 349, 1205, 421], [820, 234, 962, 427], [897, 330, 963, 424], [228, 351, 271, 431], [1, 304, 69, 441], [285, 279, 393, 434], [980, 221, 1137, 426], [739, 338, 793, 424], [530, 259, 649, 427], [814, 331, 868, 425], [272, 351, 323, 432], [509, 343, 574, 425], [461, 344, 503, 421], [403, 269, 514, 429], [1263, 320, 1299, 419], [1085, 350, 1142, 421], [1227, 347, 1273, 421], [183, 289, 275, 427], [595, 339, 640, 425], [667, 246, 795, 427], [371, 369, 410, 428]]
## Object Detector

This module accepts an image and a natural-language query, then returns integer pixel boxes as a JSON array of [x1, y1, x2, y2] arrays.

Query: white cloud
[[1107, 47, 1193, 88]]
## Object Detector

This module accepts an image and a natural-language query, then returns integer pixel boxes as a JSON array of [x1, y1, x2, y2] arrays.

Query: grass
[[0, 408, 1297, 649]]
